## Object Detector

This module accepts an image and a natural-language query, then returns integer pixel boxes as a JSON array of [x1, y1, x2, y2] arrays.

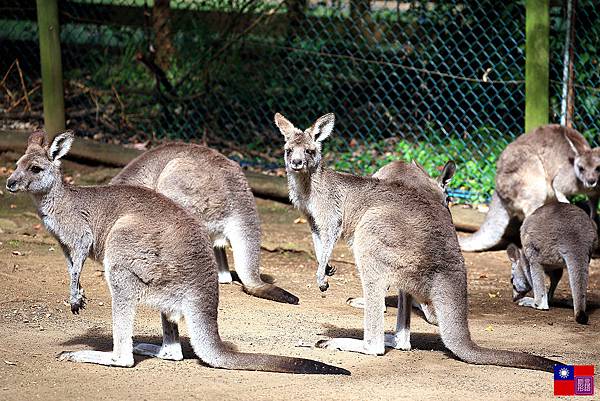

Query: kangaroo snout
[[5, 177, 18, 193], [585, 179, 597, 188], [290, 158, 304, 170]]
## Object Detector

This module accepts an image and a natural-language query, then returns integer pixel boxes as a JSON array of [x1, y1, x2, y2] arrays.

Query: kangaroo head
[[6, 130, 74, 194], [564, 129, 600, 189], [506, 244, 531, 301], [573, 149, 600, 189], [274, 113, 334, 173]]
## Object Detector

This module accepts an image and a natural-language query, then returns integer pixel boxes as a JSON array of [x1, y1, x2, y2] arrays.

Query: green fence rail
[[1, 0, 598, 203]]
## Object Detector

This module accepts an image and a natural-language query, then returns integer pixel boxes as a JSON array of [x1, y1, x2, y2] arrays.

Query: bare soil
[[0, 158, 598, 400]]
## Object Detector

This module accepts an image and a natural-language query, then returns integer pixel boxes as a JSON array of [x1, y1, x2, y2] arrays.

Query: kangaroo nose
[[6, 177, 17, 192], [291, 159, 303, 167], [587, 179, 597, 187]]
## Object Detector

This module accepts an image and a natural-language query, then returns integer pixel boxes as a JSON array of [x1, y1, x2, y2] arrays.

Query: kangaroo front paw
[[70, 290, 87, 314], [317, 276, 329, 292], [325, 264, 337, 276]]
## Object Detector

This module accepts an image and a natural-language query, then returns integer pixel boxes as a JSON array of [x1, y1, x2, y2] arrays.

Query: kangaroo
[[507, 202, 597, 324], [460, 124, 600, 252], [274, 112, 558, 371], [110, 143, 299, 305], [5, 130, 349, 375], [346, 159, 455, 329]]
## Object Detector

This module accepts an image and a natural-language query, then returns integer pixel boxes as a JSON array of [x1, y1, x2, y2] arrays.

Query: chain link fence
[[1, 0, 598, 203]]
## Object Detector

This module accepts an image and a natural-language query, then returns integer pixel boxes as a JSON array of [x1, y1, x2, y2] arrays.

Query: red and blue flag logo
[[554, 365, 594, 396]]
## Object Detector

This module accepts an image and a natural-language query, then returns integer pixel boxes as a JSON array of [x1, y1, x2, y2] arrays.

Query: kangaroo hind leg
[[384, 290, 411, 350], [316, 274, 386, 355], [133, 313, 183, 361]]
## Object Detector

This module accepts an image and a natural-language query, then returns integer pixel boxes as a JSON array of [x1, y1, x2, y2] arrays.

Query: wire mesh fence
[[0, 0, 598, 203]]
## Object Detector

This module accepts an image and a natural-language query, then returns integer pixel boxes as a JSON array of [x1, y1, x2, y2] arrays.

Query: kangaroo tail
[[185, 303, 349, 375], [431, 271, 558, 372], [459, 192, 511, 252]]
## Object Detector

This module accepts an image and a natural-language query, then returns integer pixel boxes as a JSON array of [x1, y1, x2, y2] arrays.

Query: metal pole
[[525, 0, 550, 133], [36, 0, 66, 138], [560, 0, 577, 128]]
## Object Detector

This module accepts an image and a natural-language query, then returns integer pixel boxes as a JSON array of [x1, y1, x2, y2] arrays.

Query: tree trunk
[[152, 0, 174, 70]]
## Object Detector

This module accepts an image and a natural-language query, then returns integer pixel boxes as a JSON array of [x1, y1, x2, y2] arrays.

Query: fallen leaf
[[479, 274, 488, 279], [488, 291, 500, 298], [9, 204, 16, 209], [48, 247, 55, 252], [293, 217, 307, 224], [4, 360, 16, 366], [484, 325, 494, 332], [12, 251, 22, 256]]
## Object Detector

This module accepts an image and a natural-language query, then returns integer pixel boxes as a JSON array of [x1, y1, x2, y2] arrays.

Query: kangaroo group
[[9, 115, 597, 377]]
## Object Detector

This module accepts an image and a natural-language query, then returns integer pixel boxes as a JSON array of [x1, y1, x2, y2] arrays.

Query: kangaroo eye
[[596, 166, 600, 173], [305, 149, 315, 156], [285, 149, 292, 156], [30, 166, 43, 174], [579, 165, 585, 173]]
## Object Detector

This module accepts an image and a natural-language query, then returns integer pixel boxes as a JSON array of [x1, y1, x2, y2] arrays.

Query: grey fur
[[347, 159, 452, 330], [461, 124, 600, 252], [275, 113, 559, 372], [111, 143, 298, 305], [507, 202, 597, 324], [5, 130, 349, 375]]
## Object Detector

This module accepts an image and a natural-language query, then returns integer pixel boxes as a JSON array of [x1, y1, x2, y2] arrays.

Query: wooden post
[[525, 0, 549, 133], [36, 0, 65, 138]]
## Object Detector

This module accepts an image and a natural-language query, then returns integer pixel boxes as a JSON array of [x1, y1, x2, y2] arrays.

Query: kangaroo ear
[[563, 127, 591, 157], [438, 161, 456, 190], [27, 130, 47, 150], [506, 243, 520, 263], [48, 130, 75, 163], [311, 113, 335, 143], [274, 113, 296, 139], [411, 160, 428, 175]]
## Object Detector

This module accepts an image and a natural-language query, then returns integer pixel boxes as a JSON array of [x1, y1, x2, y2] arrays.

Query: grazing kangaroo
[[275, 112, 558, 371], [346, 159, 455, 329], [111, 143, 299, 305], [5, 130, 349, 375], [460, 124, 600, 252], [507, 202, 597, 324]]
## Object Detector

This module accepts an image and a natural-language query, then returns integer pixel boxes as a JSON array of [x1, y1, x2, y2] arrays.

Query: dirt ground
[[0, 157, 598, 401]]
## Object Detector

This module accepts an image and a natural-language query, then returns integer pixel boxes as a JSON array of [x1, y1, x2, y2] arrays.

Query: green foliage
[[327, 134, 505, 204]]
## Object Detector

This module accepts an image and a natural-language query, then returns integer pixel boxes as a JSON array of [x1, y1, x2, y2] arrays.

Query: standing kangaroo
[[5, 130, 348, 375], [111, 143, 299, 305], [507, 202, 597, 324], [460, 124, 600, 252], [346, 159, 455, 329], [275, 112, 558, 371]]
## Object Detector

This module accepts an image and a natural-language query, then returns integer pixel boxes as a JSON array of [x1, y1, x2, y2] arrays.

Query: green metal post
[[36, 0, 65, 138], [525, 0, 550, 133]]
